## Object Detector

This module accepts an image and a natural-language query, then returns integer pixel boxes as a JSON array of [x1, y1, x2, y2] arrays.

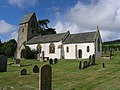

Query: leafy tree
[[37, 19, 56, 35], [2, 39, 17, 57], [21, 46, 38, 59]]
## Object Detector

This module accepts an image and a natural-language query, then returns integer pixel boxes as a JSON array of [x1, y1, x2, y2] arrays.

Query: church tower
[[16, 12, 37, 59]]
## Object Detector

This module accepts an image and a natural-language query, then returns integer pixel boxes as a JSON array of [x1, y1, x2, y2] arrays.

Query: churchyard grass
[[0, 52, 120, 90]]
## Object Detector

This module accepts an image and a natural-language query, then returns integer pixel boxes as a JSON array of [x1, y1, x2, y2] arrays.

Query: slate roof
[[26, 32, 69, 44], [20, 12, 35, 24], [63, 31, 96, 44]]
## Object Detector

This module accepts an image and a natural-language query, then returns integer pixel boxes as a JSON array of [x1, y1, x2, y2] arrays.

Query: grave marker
[[39, 64, 52, 90], [0, 54, 7, 72], [20, 69, 27, 75], [33, 65, 39, 73]]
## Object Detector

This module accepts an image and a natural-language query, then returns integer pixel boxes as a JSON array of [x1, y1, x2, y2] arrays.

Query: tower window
[[87, 46, 90, 52], [22, 28, 24, 32]]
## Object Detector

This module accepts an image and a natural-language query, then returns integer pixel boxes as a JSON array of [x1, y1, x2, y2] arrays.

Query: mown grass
[[0, 52, 120, 90]]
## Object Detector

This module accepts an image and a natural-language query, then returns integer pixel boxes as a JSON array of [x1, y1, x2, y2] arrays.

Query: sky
[[0, 0, 120, 42]]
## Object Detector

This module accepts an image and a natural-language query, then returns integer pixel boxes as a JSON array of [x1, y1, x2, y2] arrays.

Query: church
[[16, 12, 102, 60]]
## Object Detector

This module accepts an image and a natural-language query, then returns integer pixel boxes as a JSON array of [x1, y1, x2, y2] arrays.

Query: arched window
[[98, 38, 100, 52], [66, 47, 69, 53], [22, 28, 24, 32], [87, 46, 90, 52], [37, 44, 42, 53], [49, 43, 55, 53]]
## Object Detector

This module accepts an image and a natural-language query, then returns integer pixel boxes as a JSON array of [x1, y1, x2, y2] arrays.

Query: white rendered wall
[[27, 42, 62, 59], [63, 43, 95, 59]]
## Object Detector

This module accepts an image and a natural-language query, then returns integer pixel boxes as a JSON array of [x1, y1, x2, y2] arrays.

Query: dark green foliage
[[21, 46, 38, 59], [1, 39, 17, 57], [37, 19, 56, 35]]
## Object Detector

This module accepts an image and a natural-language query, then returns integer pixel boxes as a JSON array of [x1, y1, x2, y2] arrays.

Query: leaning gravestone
[[39, 64, 52, 90], [49, 58, 53, 65], [33, 65, 39, 73], [0, 54, 7, 72], [20, 69, 27, 75], [54, 58, 58, 64], [79, 61, 82, 69], [102, 62, 105, 68], [88, 55, 92, 66], [92, 54, 95, 65]]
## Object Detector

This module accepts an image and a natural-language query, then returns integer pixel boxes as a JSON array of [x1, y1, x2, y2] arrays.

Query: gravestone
[[102, 62, 105, 68], [54, 58, 58, 64], [92, 54, 95, 65], [39, 64, 52, 90], [49, 58, 53, 65], [15, 59, 20, 64], [88, 55, 92, 66], [20, 69, 27, 75], [79, 61, 82, 69], [83, 61, 88, 69], [0, 54, 7, 72], [33, 65, 39, 73]]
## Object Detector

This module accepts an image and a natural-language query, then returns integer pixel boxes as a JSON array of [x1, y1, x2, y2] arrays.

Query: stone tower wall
[[16, 13, 37, 59]]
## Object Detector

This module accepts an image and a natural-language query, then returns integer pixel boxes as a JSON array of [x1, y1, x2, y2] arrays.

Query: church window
[[22, 28, 24, 32], [98, 38, 100, 52], [66, 47, 69, 53], [49, 43, 55, 53], [37, 44, 42, 53], [87, 46, 90, 52]]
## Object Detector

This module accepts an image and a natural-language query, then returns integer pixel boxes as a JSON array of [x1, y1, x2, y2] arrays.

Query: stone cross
[[39, 64, 52, 90], [0, 54, 7, 72]]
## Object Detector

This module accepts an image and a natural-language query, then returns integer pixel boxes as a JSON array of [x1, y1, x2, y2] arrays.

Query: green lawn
[[0, 52, 120, 90]]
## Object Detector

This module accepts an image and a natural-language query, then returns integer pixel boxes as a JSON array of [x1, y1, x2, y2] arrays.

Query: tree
[[37, 19, 56, 35], [2, 39, 17, 57], [21, 46, 38, 59]]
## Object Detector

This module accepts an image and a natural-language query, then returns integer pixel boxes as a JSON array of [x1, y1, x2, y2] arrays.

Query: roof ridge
[[70, 31, 96, 35]]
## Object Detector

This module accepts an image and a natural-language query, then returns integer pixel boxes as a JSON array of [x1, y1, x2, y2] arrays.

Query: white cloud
[[10, 31, 18, 41], [8, 0, 37, 8], [53, 0, 120, 41], [0, 20, 17, 34]]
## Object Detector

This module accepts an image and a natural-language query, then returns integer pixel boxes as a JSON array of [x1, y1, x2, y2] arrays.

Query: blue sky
[[0, 0, 120, 42]]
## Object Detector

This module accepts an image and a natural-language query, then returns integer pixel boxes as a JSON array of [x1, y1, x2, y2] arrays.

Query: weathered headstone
[[33, 65, 39, 73], [79, 61, 82, 69], [39, 64, 52, 90], [20, 69, 27, 75], [102, 62, 105, 68], [92, 54, 95, 65], [0, 54, 7, 72], [83, 61, 88, 69], [54, 58, 58, 64], [88, 55, 92, 66], [15, 59, 20, 64], [49, 58, 53, 65]]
